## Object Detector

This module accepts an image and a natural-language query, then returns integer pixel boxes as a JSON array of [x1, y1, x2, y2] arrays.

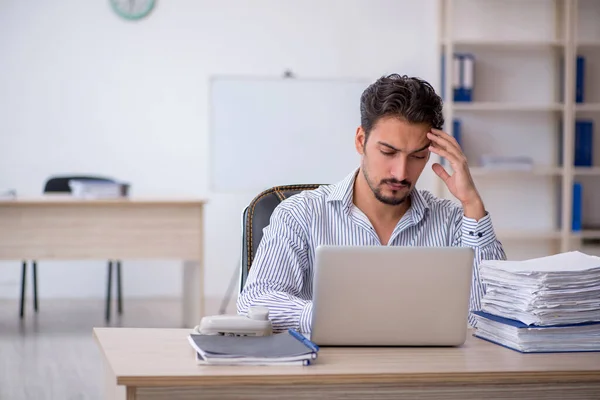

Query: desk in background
[[94, 327, 600, 400], [0, 197, 206, 328]]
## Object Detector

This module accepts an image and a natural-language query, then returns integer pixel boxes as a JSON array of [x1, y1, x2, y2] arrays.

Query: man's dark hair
[[359, 74, 444, 140]]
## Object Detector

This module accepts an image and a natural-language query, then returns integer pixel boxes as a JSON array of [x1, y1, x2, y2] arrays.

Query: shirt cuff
[[299, 301, 313, 334], [461, 212, 498, 247]]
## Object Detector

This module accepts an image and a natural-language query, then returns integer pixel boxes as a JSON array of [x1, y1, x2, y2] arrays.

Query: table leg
[[182, 260, 203, 328]]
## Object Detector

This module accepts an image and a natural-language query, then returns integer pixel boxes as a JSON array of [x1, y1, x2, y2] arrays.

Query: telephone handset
[[192, 306, 273, 336]]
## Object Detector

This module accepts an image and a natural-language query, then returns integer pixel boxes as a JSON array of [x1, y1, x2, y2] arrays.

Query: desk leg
[[182, 260, 203, 328]]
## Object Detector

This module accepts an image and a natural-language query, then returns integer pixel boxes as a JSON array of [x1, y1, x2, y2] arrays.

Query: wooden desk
[[0, 197, 205, 327], [94, 327, 600, 400]]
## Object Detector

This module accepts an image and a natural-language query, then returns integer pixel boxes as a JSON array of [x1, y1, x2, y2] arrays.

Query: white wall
[[0, 0, 440, 311]]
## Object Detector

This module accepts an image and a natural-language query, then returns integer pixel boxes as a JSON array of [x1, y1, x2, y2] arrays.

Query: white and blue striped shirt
[[237, 168, 507, 332]]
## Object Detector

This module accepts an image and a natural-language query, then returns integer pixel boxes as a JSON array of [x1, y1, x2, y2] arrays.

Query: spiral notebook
[[188, 329, 319, 366]]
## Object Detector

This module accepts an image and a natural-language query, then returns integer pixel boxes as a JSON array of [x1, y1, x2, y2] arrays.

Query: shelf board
[[573, 167, 600, 176], [571, 230, 600, 239], [441, 39, 564, 48], [575, 103, 600, 112], [470, 167, 562, 177], [452, 102, 563, 112], [497, 230, 563, 241], [576, 41, 600, 48]]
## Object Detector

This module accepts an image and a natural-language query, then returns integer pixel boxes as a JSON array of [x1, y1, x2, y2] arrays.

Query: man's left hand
[[427, 128, 486, 220]]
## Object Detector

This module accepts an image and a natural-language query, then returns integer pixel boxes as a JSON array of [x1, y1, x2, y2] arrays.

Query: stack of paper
[[473, 251, 600, 352], [479, 155, 534, 170], [188, 329, 319, 366], [472, 311, 600, 353], [68, 180, 130, 199]]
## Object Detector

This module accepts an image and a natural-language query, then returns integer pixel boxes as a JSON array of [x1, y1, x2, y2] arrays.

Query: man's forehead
[[377, 139, 430, 153]]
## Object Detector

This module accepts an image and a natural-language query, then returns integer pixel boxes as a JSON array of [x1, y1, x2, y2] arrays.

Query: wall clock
[[110, 0, 156, 20]]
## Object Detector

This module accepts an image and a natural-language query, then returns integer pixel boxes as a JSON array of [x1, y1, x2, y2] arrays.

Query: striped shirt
[[237, 168, 507, 332]]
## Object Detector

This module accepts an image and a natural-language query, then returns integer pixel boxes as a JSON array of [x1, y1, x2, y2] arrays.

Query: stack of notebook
[[188, 329, 319, 366], [473, 251, 600, 353]]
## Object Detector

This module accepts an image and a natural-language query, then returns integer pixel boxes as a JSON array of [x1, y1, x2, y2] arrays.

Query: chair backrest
[[240, 184, 323, 292], [43, 175, 116, 193]]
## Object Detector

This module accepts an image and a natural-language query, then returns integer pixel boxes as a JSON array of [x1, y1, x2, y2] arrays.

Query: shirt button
[[478, 232, 483, 238], [469, 231, 474, 236]]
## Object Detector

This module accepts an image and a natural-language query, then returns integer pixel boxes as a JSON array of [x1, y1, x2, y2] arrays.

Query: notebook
[[188, 329, 319, 366]]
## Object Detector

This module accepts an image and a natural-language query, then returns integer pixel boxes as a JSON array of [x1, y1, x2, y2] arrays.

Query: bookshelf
[[437, 0, 600, 259]]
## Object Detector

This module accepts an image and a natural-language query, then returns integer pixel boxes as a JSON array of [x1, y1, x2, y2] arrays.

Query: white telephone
[[192, 306, 273, 336]]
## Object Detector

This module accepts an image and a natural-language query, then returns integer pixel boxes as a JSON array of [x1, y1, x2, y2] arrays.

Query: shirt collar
[[327, 167, 430, 222]]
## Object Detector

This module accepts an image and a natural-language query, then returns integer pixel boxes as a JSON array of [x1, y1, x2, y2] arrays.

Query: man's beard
[[362, 166, 412, 206]]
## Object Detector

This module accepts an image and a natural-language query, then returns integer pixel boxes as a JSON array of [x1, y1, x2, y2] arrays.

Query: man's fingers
[[432, 163, 451, 182], [428, 139, 464, 166], [431, 128, 461, 150], [428, 132, 466, 166]]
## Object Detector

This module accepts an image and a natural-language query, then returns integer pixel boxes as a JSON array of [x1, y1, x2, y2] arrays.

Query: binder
[[452, 53, 475, 102], [575, 120, 593, 167], [558, 56, 585, 102], [472, 311, 600, 354], [442, 119, 462, 166], [453, 118, 462, 147], [461, 53, 474, 102], [576, 55, 585, 103], [557, 182, 583, 231], [572, 181, 582, 232], [453, 54, 462, 102]]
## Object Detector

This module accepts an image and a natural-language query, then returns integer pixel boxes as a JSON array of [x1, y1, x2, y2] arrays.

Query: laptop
[[309, 245, 475, 346]]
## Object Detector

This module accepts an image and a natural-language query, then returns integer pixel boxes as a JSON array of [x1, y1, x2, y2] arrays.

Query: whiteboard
[[209, 77, 369, 192]]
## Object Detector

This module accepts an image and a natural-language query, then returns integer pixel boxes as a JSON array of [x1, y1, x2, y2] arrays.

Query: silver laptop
[[310, 245, 474, 346]]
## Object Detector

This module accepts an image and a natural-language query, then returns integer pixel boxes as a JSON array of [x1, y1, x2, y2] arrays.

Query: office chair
[[20, 175, 123, 323], [239, 184, 323, 292]]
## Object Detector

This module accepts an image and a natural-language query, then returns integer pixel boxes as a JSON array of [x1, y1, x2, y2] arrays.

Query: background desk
[[0, 198, 205, 327], [94, 327, 600, 400]]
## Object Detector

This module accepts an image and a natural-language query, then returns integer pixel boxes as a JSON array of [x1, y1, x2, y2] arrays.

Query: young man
[[237, 74, 507, 332]]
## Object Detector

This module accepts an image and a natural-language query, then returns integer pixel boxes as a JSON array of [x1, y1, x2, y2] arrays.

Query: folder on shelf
[[573, 181, 582, 231], [558, 55, 585, 103], [576, 55, 585, 103], [556, 182, 583, 232], [557, 119, 594, 167], [461, 53, 474, 102], [453, 53, 462, 102], [452, 53, 475, 102], [575, 120, 594, 167], [441, 52, 475, 102], [442, 119, 462, 166], [453, 118, 462, 147]]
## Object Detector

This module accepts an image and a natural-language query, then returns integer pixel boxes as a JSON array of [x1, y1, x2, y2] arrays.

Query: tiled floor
[[0, 298, 183, 400]]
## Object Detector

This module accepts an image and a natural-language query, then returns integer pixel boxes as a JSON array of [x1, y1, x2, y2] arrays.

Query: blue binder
[[442, 119, 462, 166], [572, 181, 582, 232], [453, 118, 462, 147], [472, 311, 600, 354], [576, 55, 585, 103], [452, 53, 474, 102], [558, 56, 585, 102], [461, 53, 474, 102], [575, 120, 593, 167], [453, 53, 462, 102], [473, 311, 600, 329]]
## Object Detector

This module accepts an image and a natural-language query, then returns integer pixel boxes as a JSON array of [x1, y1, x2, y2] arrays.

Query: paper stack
[[188, 329, 319, 366], [473, 251, 600, 353], [479, 155, 534, 170]]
